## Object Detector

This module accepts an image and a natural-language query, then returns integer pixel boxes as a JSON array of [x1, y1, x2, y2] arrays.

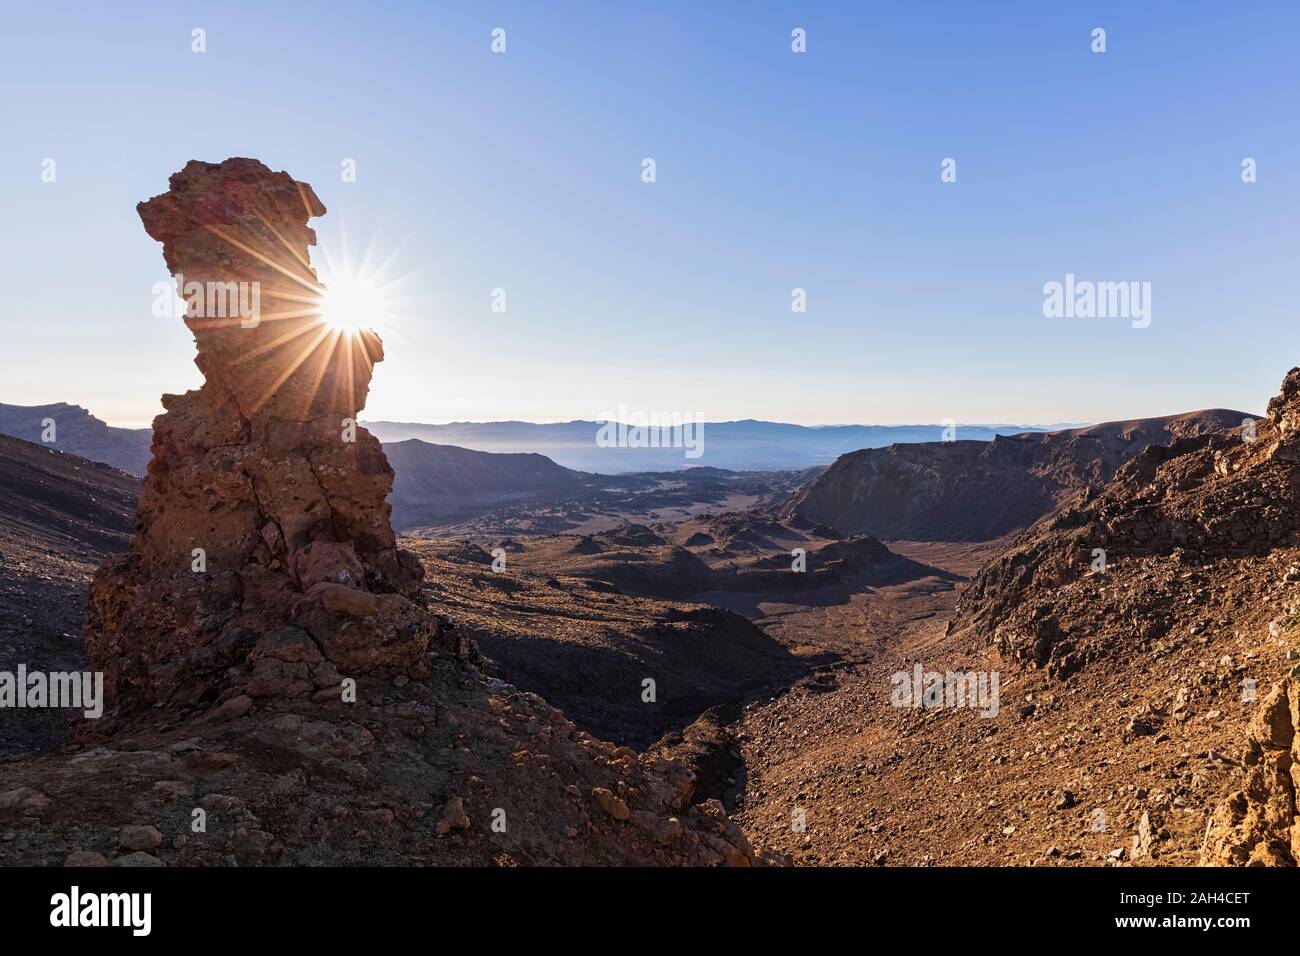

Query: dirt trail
[[729, 540, 985, 864]]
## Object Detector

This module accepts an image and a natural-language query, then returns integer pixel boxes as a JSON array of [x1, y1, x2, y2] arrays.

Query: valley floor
[[2, 507, 1288, 867], [730, 540, 1290, 866]]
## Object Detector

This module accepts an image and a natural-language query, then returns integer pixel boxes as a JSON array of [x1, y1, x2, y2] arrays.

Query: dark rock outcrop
[[782, 410, 1247, 541]]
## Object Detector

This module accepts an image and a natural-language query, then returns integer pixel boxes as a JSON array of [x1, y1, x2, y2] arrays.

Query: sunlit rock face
[[137, 158, 378, 424], [85, 158, 435, 713], [1200, 678, 1299, 866]]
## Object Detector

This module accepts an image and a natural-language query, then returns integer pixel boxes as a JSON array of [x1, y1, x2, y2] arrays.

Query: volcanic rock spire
[[86, 158, 437, 711]]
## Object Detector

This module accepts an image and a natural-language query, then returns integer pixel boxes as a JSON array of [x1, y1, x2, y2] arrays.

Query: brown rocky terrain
[[782, 410, 1247, 541], [407, 538, 805, 751], [0, 434, 139, 558], [500, 512, 950, 606], [481, 374, 1291, 869], [0, 648, 766, 866], [0, 159, 763, 868], [952, 373, 1300, 684], [0, 435, 139, 756], [942, 368, 1300, 864], [725, 536, 1293, 867], [446, 372, 1296, 869], [398, 462, 808, 539], [2, 158, 1292, 872], [389, 516, 952, 792]]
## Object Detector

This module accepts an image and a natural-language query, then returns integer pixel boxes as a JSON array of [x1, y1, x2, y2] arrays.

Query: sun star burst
[[318, 272, 388, 335]]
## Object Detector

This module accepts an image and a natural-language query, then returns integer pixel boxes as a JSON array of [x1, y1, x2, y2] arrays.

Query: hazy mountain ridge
[[0, 402, 1078, 478], [384, 439, 586, 526], [0, 401, 152, 477], [361, 417, 1071, 473]]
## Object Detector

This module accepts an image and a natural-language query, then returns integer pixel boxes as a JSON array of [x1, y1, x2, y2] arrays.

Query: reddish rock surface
[[85, 158, 435, 712], [1201, 677, 1299, 865], [953, 368, 1300, 680]]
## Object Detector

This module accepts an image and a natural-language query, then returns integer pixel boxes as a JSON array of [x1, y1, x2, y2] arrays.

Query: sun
[[308, 223, 425, 345], [318, 273, 386, 335]]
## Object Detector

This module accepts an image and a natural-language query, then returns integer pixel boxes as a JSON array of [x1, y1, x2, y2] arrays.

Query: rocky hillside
[[948, 369, 1300, 865], [781, 410, 1247, 541], [0, 435, 141, 756], [384, 439, 583, 527], [0, 636, 767, 866], [0, 402, 152, 477], [0, 433, 139, 555], [953, 377, 1299, 665]]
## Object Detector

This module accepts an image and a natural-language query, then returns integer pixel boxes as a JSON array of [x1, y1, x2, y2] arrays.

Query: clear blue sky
[[1, 0, 1296, 427]]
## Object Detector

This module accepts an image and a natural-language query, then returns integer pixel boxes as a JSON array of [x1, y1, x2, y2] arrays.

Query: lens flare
[[309, 222, 421, 346], [319, 273, 385, 335]]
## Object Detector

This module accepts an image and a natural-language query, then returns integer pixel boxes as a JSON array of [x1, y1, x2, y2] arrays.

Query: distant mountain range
[[361, 418, 1074, 473], [0, 403, 1249, 546], [0, 401, 1077, 477]]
